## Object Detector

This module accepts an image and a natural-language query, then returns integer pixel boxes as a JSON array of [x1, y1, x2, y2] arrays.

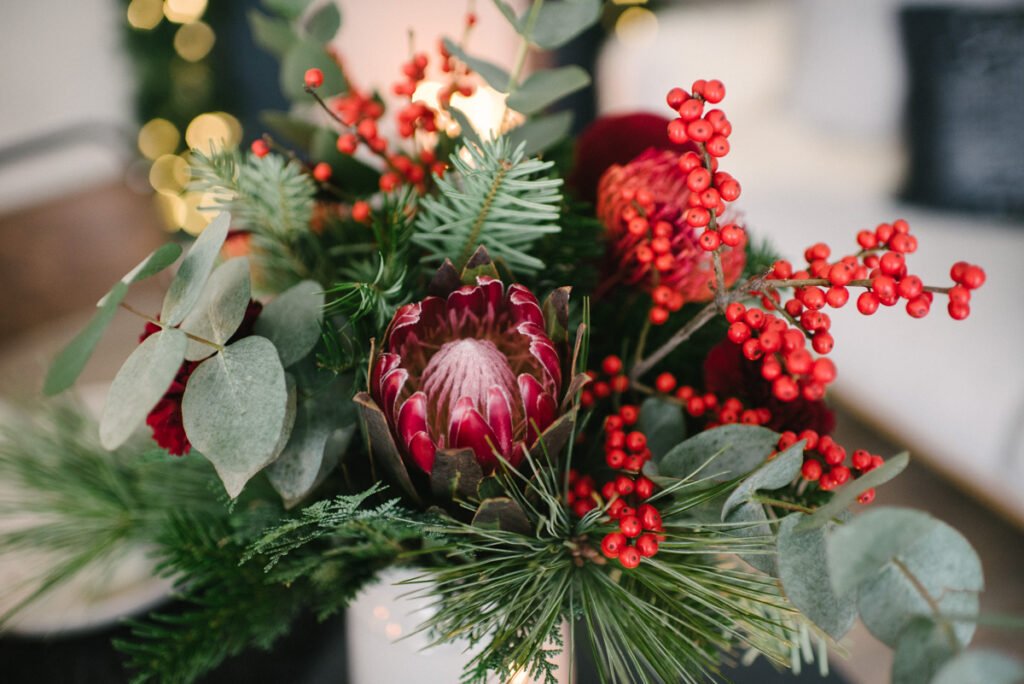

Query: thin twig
[[630, 301, 719, 380]]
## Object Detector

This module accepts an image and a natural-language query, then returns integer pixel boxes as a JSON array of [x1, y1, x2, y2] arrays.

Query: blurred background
[[0, 1, 1022, 682]]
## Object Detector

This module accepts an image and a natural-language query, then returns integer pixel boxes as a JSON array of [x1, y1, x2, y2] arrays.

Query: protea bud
[[597, 149, 746, 301], [359, 276, 568, 485]]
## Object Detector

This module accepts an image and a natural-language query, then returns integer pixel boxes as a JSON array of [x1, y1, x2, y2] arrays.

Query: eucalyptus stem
[[506, 0, 544, 94], [119, 302, 224, 352]]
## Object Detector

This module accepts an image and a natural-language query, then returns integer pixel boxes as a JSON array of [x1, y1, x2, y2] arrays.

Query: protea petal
[[397, 391, 429, 446], [380, 367, 408, 420], [449, 396, 500, 472], [448, 284, 487, 324], [508, 284, 544, 327], [518, 321, 562, 391], [372, 353, 401, 403], [486, 386, 514, 456], [477, 277, 504, 317], [408, 431, 437, 473]]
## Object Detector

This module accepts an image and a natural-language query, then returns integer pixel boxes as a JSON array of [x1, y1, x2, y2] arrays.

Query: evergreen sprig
[[414, 137, 563, 274]]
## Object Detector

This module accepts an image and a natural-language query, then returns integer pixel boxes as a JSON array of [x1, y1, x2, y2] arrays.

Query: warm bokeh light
[[173, 21, 216, 63], [184, 112, 242, 156], [126, 0, 163, 30], [137, 118, 181, 160], [163, 0, 207, 24], [153, 192, 187, 232], [179, 191, 213, 235], [411, 81, 521, 142], [148, 153, 190, 195], [615, 6, 659, 46]]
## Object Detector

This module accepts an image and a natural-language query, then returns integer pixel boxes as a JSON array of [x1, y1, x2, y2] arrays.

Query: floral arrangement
[[4, 2, 1019, 684]]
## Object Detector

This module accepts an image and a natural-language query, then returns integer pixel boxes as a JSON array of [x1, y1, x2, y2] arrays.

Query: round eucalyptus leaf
[[530, 0, 602, 49], [280, 40, 346, 101], [828, 507, 983, 648], [161, 212, 231, 327], [721, 440, 804, 520], [891, 618, 958, 684], [777, 514, 857, 640], [659, 424, 779, 482], [931, 650, 1024, 684], [637, 397, 686, 462], [180, 257, 252, 360], [100, 328, 187, 450], [182, 336, 288, 499], [254, 279, 324, 367]]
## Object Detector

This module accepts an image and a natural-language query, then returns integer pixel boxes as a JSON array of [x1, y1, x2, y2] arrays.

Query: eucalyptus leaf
[[254, 279, 324, 367], [99, 328, 187, 450], [442, 38, 510, 92], [261, 110, 318, 150], [659, 424, 779, 481], [721, 440, 803, 519], [44, 281, 128, 396], [248, 9, 296, 58], [507, 111, 573, 156], [280, 40, 346, 100], [181, 336, 289, 498], [797, 451, 910, 531], [98, 242, 183, 307], [530, 0, 601, 49], [891, 618, 957, 684], [449, 107, 483, 147], [180, 257, 252, 361], [777, 514, 856, 640], [723, 503, 776, 575], [827, 507, 984, 648], [161, 212, 231, 327], [491, 0, 521, 30], [507, 66, 590, 115], [303, 1, 340, 42], [931, 650, 1024, 684], [263, 0, 313, 20], [637, 397, 686, 462]]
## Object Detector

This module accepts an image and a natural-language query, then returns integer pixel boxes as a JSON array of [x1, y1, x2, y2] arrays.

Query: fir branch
[[413, 137, 562, 273]]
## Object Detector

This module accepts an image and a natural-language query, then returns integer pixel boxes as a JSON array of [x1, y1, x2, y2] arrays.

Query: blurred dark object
[[900, 6, 1024, 217]]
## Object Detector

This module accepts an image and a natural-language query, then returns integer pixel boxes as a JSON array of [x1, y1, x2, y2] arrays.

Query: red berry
[[948, 285, 971, 305], [606, 448, 626, 469], [961, 265, 986, 289], [880, 252, 905, 277], [666, 87, 688, 110], [649, 306, 669, 325], [687, 119, 713, 142], [686, 168, 712, 193], [620, 515, 643, 538], [771, 259, 793, 279], [702, 79, 725, 103], [857, 230, 878, 249], [250, 139, 270, 157], [615, 475, 635, 496], [801, 460, 822, 481], [626, 431, 647, 453], [336, 133, 357, 155], [852, 449, 873, 470], [828, 262, 854, 286], [812, 331, 834, 354], [601, 532, 627, 558], [826, 286, 849, 308], [611, 374, 629, 393], [950, 261, 969, 283], [720, 224, 744, 247], [948, 301, 970, 320], [667, 119, 689, 144], [858, 488, 876, 504], [772, 376, 799, 402], [635, 533, 659, 557], [725, 302, 746, 322], [897, 275, 923, 299], [655, 372, 677, 393], [677, 98, 704, 121], [811, 358, 837, 384], [727, 321, 751, 344], [635, 476, 655, 499], [699, 230, 720, 251], [906, 295, 931, 318], [638, 504, 662, 531], [304, 67, 324, 89], [351, 200, 371, 223], [706, 135, 730, 157], [605, 415, 624, 432], [312, 162, 332, 182], [719, 179, 741, 201], [857, 291, 880, 315], [601, 355, 623, 376], [619, 546, 641, 569], [620, 405, 640, 425]]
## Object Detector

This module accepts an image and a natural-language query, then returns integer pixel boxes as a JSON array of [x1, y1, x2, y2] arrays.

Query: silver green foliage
[[161, 212, 231, 327], [637, 397, 685, 462], [253, 279, 324, 367], [180, 257, 252, 360], [413, 137, 562, 273]]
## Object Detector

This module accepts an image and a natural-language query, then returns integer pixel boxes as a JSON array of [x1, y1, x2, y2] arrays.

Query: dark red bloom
[[139, 300, 264, 456], [370, 277, 562, 474], [568, 112, 698, 204], [703, 339, 835, 436]]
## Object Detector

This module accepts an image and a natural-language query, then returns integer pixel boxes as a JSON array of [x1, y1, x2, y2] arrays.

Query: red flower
[[139, 301, 264, 456], [703, 339, 835, 436], [597, 148, 746, 302], [370, 277, 562, 474], [568, 113, 697, 204]]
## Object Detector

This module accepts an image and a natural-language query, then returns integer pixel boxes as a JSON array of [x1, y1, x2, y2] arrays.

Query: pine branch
[[413, 137, 563, 273]]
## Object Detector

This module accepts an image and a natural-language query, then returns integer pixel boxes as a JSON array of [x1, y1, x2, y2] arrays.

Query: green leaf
[[472, 497, 531, 534], [777, 513, 856, 640], [180, 257, 252, 361], [507, 66, 590, 115], [260, 110, 318, 150], [658, 424, 778, 481], [254, 279, 324, 367], [248, 10, 296, 58], [44, 282, 128, 396], [449, 107, 483, 147], [310, 127, 382, 194], [637, 397, 685, 462], [161, 212, 231, 327], [827, 507, 984, 648], [99, 328, 187, 450], [442, 38, 510, 92], [303, 2, 340, 42], [262, 0, 313, 20], [491, 0, 521, 30], [891, 618, 957, 684], [266, 375, 354, 507], [280, 40, 346, 101], [932, 651, 1024, 684], [181, 336, 289, 498], [98, 242, 184, 307], [530, 0, 601, 49], [722, 503, 776, 575], [721, 440, 803, 519], [507, 111, 573, 156], [797, 452, 910, 530]]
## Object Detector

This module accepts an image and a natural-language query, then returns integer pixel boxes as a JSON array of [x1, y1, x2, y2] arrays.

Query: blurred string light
[[126, 0, 228, 235], [615, 6, 659, 46]]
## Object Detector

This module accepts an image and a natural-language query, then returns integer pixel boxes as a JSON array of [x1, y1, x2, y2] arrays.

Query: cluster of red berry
[[579, 354, 630, 408], [391, 52, 441, 138], [652, 372, 774, 428], [665, 79, 745, 252], [777, 430, 879, 503], [596, 414, 664, 569], [724, 299, 838, 403]]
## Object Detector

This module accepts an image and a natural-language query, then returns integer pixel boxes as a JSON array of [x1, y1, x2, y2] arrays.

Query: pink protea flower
[[368, 276, 562, 475], [597, 148, 746, 302]]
